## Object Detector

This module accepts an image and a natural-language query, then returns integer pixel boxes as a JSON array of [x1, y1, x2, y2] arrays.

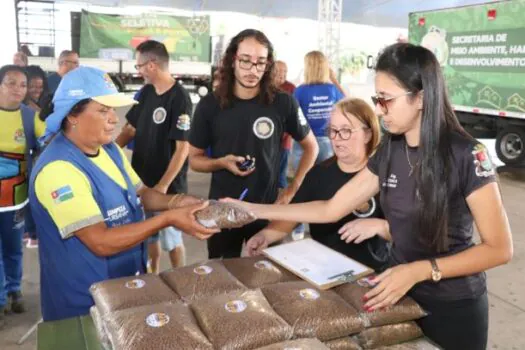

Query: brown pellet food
[[90, 274, 179, 315], [257, 338, 330, 349], [191, 289, 293, 349], [223, 256, 300, 288], [261, 281, 364, 341], [334, 283, 427, 327], [324, 337, 363, 350], [195, 200, 256, 229], [160, 260, 246, 302], [355, 322, 424, 349], [90, 306, 112, 350], [104, 302, 213, 350], [375, 338, 441, 350]]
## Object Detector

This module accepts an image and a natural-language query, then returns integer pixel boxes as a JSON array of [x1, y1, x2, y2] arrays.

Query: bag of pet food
[[262, 281, 364, 341], [160, 260, 246, 302], [195, 200, 256, 229], [104, 302, 213, 350], [191, 289, 293, 349], [335, 282, 427, 327], [355, 322, 424, 349], [223, 256, 299, 288], [257, 338, 330, 349], [90, 274, 179, 315]]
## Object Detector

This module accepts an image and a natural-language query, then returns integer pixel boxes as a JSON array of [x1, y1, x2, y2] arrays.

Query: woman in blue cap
[[29, 66, 217, 322]]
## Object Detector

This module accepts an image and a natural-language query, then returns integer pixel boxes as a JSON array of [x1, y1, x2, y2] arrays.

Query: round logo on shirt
[[253, 117, 274, 139], [352, 197, 377, 218], [152, 107, 167, 124]]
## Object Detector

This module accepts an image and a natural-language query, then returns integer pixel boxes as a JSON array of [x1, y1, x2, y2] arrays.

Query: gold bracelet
[[168, 194, 183, 210]]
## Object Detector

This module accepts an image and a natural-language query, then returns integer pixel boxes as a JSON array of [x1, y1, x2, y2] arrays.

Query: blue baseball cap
[[45, 66, 137, 138]]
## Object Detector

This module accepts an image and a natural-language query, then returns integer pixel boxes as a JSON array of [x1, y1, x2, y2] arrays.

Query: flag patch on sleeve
[[51, 185, 74, 204]]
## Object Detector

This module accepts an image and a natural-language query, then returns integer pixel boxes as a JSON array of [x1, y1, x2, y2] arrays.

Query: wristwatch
[[430, 259, 442, 282]]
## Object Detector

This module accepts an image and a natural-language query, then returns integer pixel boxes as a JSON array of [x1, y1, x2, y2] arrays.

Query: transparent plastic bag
[[256, 338, 330, 349], [191, 289, 293, 349], [90, 306, 112, 350], [195, 200, 256, 229], [104, 302, 213, 350], [335, 283, 427, 327], [90, 274, 179, 315], [223, 256, 300, 288], [261, 281, 364, 341], [324, 337, 363, 350], [355, 322, 424, 349], [160, 260, 246, 302]]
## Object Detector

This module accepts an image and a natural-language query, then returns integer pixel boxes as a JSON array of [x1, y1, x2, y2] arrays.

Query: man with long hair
[[189, 29, 318, 258]]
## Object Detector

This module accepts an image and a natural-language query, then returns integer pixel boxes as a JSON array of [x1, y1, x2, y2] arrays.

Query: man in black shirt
[[116, 40, 192, 271], [189, 29, 319, 258]]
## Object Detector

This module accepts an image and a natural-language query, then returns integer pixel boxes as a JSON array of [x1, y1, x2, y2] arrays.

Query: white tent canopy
[[52, 0, 497, 27]]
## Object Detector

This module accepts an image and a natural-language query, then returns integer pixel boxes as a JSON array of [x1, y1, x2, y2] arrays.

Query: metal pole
[[14, 0, 21, 50], [17, 318, 42, 345]]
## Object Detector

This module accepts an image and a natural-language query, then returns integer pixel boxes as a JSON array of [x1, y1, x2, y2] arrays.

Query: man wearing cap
[[29, 66, 216, 321]]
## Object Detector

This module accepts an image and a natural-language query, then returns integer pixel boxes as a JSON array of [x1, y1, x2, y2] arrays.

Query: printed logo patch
[[51, 185, 74, 204], [253, 117, 274, 139], [224, 300, 247, 313], [472, 144, 495, 177], [103, 73, 117, 91], [14, 129, 25, 144], [298, 108, 307, 126], [152, 107, 167, 124], [176, 114, 191, 131]]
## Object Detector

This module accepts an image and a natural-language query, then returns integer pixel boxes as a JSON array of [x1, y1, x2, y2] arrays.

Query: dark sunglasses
[[371, 91, 412, 114]]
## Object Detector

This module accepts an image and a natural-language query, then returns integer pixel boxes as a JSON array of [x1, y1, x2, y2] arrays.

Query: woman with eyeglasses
[[226, 43, 513, 350], [245, 98, 390, 270]]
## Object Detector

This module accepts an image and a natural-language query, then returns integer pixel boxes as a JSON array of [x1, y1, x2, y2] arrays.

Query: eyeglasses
[[235, 56, 270, 72], [371, 91, 412, 114], [134, 59, 155, 70], [63, 60, 79, 66], [327, 126, 369, 140]]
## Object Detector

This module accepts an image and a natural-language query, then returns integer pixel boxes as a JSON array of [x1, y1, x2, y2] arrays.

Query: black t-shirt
[[292, 159, 389, 271], [368, 132, 497, 301], [126, 83, 192, 194], [189, 91, 310, 203]]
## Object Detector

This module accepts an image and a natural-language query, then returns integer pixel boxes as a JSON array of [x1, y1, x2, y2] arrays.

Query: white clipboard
[[262, 238, 374, 290]]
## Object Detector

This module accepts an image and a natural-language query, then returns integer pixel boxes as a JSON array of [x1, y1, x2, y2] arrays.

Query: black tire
[[495, 127, 525, 165]]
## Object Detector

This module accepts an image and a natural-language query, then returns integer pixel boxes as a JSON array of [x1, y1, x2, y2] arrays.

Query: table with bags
[[38, 256, 443, 350]]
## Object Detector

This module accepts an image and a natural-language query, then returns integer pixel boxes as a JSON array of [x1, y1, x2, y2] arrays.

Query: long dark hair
[[375, 43, 471, 253], [215, 29, 276, 109]]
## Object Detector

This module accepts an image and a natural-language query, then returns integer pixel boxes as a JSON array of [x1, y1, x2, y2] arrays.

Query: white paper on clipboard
[[262, 238, 374, 290]]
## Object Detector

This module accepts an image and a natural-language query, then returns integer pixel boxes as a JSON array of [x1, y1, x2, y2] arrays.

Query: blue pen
[[239, 188, 249, 201]]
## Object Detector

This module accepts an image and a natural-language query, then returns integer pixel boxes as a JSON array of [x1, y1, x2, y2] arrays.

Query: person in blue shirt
[[29, 66, 217, 322], [292, 50, 346, 236]]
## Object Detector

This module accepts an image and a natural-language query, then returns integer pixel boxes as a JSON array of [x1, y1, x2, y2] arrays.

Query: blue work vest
[[29, 133, 147, 321]]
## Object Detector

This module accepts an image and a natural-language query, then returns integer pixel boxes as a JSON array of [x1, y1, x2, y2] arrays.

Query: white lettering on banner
[[120, 18, 170, 29], [106, 205, 129, 222]]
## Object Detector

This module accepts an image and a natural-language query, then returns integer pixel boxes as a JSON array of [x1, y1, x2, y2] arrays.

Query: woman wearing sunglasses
[[227, 43, 513, 350], [245, 97, 389, 271]]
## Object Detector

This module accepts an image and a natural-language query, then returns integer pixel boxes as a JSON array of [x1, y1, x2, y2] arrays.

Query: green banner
[[80, 11, 210, 62], [409, 0, 525, 112]]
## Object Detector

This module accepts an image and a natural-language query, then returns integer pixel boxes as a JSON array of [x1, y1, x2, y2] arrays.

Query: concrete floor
[[1, 108, 524, 349]]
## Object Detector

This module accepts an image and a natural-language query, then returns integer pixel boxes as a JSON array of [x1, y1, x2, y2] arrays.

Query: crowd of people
[[0, 29, 514, 350]]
